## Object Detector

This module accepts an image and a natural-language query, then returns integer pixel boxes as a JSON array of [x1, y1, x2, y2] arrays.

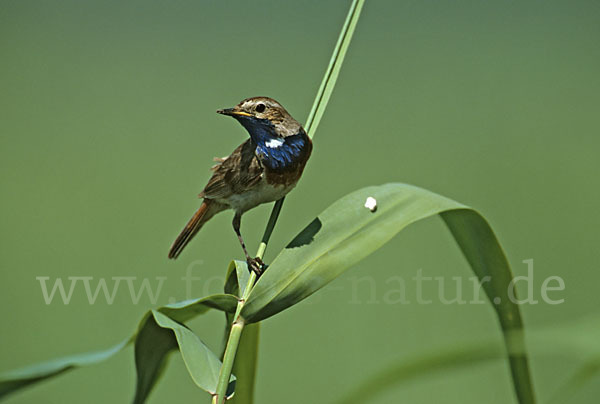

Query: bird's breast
[[225, 176, 295, 213]]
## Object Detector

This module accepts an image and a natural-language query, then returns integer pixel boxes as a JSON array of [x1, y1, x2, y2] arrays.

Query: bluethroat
[[168, 97, 312, 275]]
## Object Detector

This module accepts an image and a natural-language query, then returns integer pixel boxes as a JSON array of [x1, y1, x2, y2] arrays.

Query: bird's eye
[[255, 103, 266, 113]]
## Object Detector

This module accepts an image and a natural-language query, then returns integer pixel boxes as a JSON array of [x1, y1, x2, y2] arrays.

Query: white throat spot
[[265, 138, 284, 148]]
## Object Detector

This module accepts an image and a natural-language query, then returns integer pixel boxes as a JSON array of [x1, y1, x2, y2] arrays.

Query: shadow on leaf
[[286, 218, 322, 248]]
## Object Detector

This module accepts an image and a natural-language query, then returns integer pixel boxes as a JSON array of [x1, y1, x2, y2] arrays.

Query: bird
[[168, 97, 312, 276]]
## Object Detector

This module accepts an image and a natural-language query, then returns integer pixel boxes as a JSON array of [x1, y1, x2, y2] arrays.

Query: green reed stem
[[305, 0, 365, 138], [212, 199, 283, 403], [213, 1, 366, 402]]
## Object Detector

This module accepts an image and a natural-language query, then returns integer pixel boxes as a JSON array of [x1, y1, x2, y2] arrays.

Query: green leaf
[[242, 183, 535, 404], [242, 184, 450, 319], [224, 260, 251, 298], [158, 293, 238, 323], [0, 339, 129, 400], [332, 343, 506, 404], [333, 314, 600, 404], [547, 362, 600, 404], [0, 294, 237, 402], [529, 314, 600, 404], [441, 209, 535, 403], [133, 313, 177, 404], [151, 311, 235, 396], [133, 294, 238, 402]]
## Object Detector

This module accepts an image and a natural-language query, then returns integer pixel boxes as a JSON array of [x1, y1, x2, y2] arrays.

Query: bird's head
[[217, 97, 303, 138]]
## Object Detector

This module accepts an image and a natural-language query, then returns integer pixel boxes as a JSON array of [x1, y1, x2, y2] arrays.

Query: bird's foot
[[247, 257, 268, 278]]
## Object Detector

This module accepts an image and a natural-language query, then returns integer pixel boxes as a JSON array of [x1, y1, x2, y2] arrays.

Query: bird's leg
[[232, 212, 266, 277], [232, 212, 252, 260]]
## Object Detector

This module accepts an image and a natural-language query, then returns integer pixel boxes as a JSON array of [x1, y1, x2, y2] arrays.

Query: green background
[[1, 0, 599, 403]]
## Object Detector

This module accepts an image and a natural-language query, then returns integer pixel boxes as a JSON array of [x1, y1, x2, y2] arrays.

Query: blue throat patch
[[240, 117, 306, 170], [256, 134, 306, 170]]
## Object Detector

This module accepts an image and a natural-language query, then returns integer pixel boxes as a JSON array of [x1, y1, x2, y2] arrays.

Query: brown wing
[[200, 139, 264, 200]]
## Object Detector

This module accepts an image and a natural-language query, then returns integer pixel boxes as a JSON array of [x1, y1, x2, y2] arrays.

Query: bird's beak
[[217, 108, 253, 118]]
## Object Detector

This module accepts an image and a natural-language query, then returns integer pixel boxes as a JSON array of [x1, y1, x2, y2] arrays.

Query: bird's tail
[[168, 200, 222, 259]]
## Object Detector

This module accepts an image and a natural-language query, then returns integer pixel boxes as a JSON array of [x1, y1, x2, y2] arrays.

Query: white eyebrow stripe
[[265, 138, 284, 148]]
